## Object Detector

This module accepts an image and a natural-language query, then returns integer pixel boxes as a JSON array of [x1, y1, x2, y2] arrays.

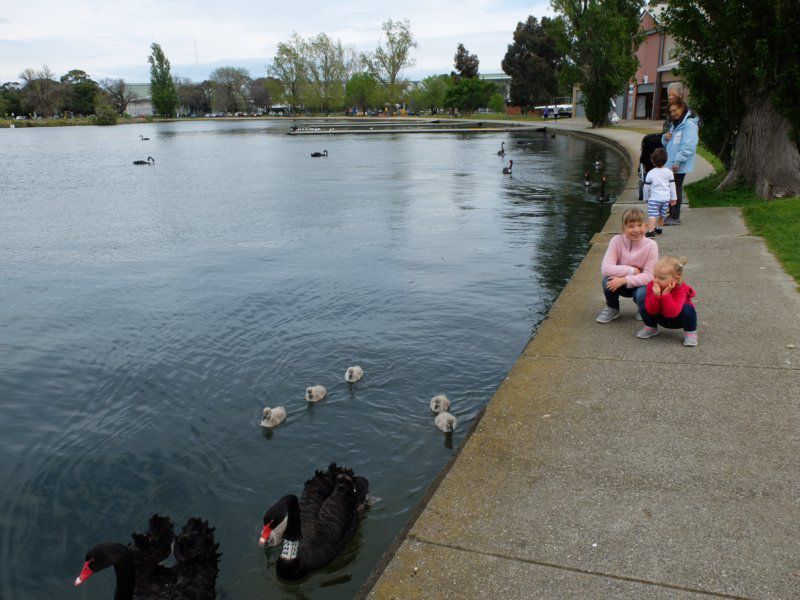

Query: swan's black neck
[[284, 494, 301, 540]]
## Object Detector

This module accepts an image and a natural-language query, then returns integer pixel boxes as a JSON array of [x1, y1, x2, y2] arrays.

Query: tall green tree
[[453, 43, 480, 79], [0, 82, 23, 116], [362, 18, 417, 103], [444, 78, 496, 115], [148, 43, 179, 117], [305, 33, 347, 113], [60, 69, 99, 115], [19, 66, 62, 116], [502, 16, 566, 110], [209, 66, 252, 113], [346, 72, 380, 113], [268, 33, 308, 112], [551, 0, 642, 127], [662, 0, 800, 199]]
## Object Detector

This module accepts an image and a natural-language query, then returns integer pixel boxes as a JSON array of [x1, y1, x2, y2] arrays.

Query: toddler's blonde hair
[[622, 207, 645, 226], [656, 255, 689, 284]]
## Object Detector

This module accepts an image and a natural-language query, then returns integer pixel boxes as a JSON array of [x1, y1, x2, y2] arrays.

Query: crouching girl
[[637, 256, 698, 346]]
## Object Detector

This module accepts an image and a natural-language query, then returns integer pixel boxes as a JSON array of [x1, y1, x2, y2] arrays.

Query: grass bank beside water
[[686, 157, 800, 286]]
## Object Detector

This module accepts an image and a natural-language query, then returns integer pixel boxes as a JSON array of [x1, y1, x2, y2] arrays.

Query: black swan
[[75, 514, 219, 599], [497, 141, 505, 156], [597, 175, 610, 203], [310, 150, 328, 157], [584, 170, 591, 187], [259, 463, 369, 580], [139, 135, 149, 141], [502, 160, 513, 175], [133, 157, 155, 165]]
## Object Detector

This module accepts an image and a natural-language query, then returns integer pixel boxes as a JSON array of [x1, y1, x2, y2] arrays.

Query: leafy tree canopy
[[551, 0, 642, 126], [501, 15, 566, 109], [444, 77, 496, 115], [148, 43, 179, 117], [454, 43, 480, 79], [661, 0, 800, 198]]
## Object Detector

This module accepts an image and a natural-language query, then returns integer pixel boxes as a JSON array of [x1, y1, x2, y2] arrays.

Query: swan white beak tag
[[280, 539, 299, 560]]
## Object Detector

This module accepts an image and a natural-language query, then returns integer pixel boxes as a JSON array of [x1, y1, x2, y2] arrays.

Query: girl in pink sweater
[[596, 208, 659, 323], [637, 256, 698, 346]]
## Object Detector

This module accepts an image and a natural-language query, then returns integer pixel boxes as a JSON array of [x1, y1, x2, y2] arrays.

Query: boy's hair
[[622, 207, 645, 226], [650, 147, 667, 168], [656, 255, 689, 283]]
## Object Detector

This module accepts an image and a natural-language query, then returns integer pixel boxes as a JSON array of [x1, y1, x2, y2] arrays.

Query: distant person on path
[[662, 98, 699, 226], [637, 256, 698, 346], [596, 208, 658, 324], [543, 106, 549, 121], [643, 147, 677, 238]]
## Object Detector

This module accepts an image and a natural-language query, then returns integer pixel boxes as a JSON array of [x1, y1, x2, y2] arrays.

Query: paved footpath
[[363, 121, 800, 599]]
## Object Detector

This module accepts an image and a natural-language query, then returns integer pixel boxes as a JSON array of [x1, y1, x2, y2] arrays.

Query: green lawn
[[686, 168, 800, 285]]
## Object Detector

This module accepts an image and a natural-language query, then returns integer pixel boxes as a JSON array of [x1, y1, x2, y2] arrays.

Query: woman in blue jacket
[[662, 98, 699, 225]]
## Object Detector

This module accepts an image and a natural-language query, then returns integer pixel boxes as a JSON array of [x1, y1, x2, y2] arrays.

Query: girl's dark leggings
[[640, 303, 697, 331], [669, 172, 687, 219]]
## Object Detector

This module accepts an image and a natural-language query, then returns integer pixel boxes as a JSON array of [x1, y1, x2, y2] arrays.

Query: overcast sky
[[0, 0, 554, 83]]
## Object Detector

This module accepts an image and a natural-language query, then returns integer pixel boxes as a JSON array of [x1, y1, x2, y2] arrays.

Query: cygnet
[[434, 412, 458, 433], [260, 406, 287, 428], [430, 394, 450, 413], [344, 366, 364, 383], [306, 385, 327, 402]]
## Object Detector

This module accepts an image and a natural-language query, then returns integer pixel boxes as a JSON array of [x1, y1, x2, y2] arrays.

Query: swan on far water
[[139, 134, 149, 140], [502, 160, 513, 174], [260, 406, 286, 428], [310, 150, 328, 157], [430, 394, 450, 413], [497, 141, 505, 156], [259, 463, 370, 580], [133, 156, 155, 165], [75, 514, 219, 600], [344, 365, 364, 383], [584, 171, 591, 187]]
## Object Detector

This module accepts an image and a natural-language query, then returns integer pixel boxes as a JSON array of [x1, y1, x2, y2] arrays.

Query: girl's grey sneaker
[[636, 325, 659, 338], [683, 331, 698, 346], [596, 307, 620, 323]]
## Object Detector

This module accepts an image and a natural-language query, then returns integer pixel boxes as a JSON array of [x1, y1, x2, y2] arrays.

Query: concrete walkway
[[364, 122, 800, 598]]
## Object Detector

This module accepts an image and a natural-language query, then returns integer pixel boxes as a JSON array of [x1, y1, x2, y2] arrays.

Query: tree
[[346, 72, 380, 113], [362, 18, 417, 102], [93, 95, 118, 125], [148, 43, 179, 117], [251, 77, 278, 112], [209, 66, 252, 113], [489, 93, 506, 113], [100, 78, 135, 115], [662, 0, 800, 199], [551, 0, 643, 127], [419, 75, 452, 114], [60, 70, 100, 115], [444, 78, 496, 115], [454, 43, 480, 79], [501, 16, 565, 110], [269, 33, 308, 112], [304, 33, 347, 113], [19, 66, 61, 115], [1, 82, 23, 116]]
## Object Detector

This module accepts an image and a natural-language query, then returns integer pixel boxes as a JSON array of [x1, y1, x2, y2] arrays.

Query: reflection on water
[[0, 120, 622, 598]]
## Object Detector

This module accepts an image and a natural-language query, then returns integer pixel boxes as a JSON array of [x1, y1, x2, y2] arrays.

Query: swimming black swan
[[259, 463, 369, 581], [502, 160, 513, 174], [497, 141, 505, 156], [75, 514, 219, 599], [133, 157, 155, 165], [597, 175, 610, 203], [310, 150, 328, 157], [139, 135, 149, 141], [584, 170, 591, 187]]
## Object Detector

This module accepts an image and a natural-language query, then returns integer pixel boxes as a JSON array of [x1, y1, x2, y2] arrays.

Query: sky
[[0, 0, 554, 84]]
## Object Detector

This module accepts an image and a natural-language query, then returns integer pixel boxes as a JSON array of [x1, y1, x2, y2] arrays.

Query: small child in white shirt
[[643, 147, 677, 238]]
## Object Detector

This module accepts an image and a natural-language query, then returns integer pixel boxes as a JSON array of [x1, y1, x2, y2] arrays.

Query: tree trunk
[[718, 95, 800, 199]]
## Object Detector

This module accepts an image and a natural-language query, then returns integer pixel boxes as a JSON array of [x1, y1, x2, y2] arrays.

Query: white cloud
[[0, 0, 553, 82]]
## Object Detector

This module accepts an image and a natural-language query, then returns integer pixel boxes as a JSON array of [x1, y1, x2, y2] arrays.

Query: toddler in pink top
[[596, 208, 659, 323]]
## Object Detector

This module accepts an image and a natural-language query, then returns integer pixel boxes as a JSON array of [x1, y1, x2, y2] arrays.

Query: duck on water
[[133, 157, 155, 165]]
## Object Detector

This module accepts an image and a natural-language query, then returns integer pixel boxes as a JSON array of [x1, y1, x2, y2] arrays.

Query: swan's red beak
[[259, 524, 272, 547], [74, 561, 93, 586]]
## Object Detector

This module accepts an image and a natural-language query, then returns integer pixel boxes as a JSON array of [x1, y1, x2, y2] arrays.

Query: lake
[[0, 119, 623, 598]]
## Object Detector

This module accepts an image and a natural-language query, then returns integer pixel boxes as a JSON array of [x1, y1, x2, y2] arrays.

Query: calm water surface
[[0, 120, 624, 598]]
